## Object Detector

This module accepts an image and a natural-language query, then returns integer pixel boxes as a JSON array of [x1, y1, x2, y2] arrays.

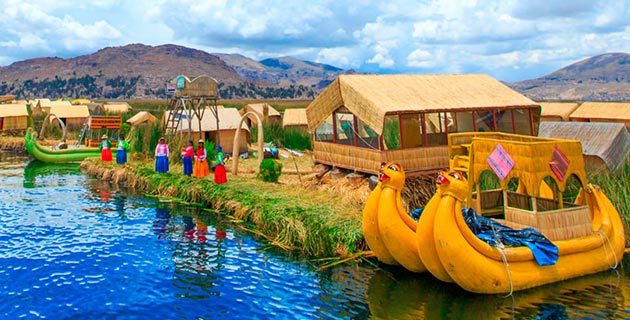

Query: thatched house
[[36, 99, 72, 114], [282, 108, 308, 133], [103, 102, 132, 114], [569, 102, 630, 126], [539, 121, 630, 173], [240, 103, 281, 127], [0, 103, 29, 130], [538, 102, 580, 122], [126, 111, 158, 126], [48, 104, 90, 129], [166, 108, 250, 155], [306, 74, 541, 175]]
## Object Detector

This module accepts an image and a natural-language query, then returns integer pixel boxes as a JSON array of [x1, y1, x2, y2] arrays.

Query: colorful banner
[[549, 145, 569, 182], [487, 143, 514, 180]]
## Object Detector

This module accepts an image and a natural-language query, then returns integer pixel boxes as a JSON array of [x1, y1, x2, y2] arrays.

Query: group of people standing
[[99, 134, 130, 165], [154, 137, 227, 184], [99, 134, 227, 184]]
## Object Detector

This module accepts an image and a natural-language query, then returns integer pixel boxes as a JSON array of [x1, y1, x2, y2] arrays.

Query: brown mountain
[[214, 53, 356, 89], [509, 52, 630, 101], [0, 44, 350, 100]]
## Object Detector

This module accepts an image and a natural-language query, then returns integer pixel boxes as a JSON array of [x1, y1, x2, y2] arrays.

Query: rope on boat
[[491, 225, 514, 297], [597, 230, 620, 269]]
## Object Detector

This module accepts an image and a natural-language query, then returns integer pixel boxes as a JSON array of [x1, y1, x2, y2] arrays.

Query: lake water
[[2, 150, 630, 319]]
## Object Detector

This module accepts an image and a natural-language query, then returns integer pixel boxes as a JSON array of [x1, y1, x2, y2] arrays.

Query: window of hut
[[425, 112, 448, 146], [475, 110, 496, 132], [335, 112, 355, 146], [383, 115, 401, 150], [513, 108, 533, 135], [450, 111, 474, 133], [356, 118, 379, 149], [495, 110, 515, 133], [314, 115, 334, 142], [400, 114, 423, 148]]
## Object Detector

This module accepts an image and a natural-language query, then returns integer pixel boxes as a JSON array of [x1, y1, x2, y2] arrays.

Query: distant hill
[[508, 52, 630, 101], [214, 53, 355, 90], [0, 44, 353, 100]]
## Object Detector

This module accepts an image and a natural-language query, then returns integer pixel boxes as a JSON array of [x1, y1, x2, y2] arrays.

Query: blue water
[[0, 154, 370, 319], [3, 150, 630, 319]]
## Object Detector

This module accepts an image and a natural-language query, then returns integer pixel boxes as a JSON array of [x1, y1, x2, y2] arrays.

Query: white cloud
[[0, 0, 628, 82]]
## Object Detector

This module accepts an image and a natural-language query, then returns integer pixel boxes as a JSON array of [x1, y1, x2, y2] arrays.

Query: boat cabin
[[306, 74, 541, 176], [448, 132, 593, 241]]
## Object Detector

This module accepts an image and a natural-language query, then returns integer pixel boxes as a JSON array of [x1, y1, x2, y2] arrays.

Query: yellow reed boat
[[419, 132, 625, 294]]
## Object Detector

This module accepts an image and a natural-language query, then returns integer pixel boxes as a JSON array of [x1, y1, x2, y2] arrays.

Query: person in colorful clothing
[[155, 137, 169, 173], [99, 134, 113, 162], [116, 135, 130, 164], [180, 140, 194, 176], [193, 140, 210, 178], [213, 145, 227, 184]]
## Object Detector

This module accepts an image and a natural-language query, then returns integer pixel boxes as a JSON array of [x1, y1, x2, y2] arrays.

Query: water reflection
[[22, 160, 80, 188], [366, 266, 628, 319]]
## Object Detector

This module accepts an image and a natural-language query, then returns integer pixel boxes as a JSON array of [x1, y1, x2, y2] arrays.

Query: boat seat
[[504, 205, 594, 241]]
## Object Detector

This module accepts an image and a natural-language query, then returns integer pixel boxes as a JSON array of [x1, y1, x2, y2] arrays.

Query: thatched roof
[[282, 108, 308, 127], [569, 102, 630, 121], [538, 121, 630, 173], [127, 111, 158, 126], [172, 75, 218, 98], [0, 103, 29, 117], [306, 74, 539, 135], [240, 103, 281, 118], [49, 104, 90, 118], [167, 108, 249, 132], [103, 102, 132, 113], [0, 95, 15, 103], [538, 102, 580, 121]]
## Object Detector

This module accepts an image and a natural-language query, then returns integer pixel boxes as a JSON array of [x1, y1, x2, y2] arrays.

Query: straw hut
[[538, 121, 630, 173], [167, 108, 250, 155], [282, 108, 308, 133], [0, 103, 29, 130], [306, 74, 541, 175], [36, 99, 72, 114], [538, 102, 580, 122], [87, 103, 105, 114], [0, 95, 15, 104], [103, 102, 132, 114], [48, 104, 90, 129], [240, 103, 281, 127], [126, 111, 158, 126], [569, 102, 630, 126]]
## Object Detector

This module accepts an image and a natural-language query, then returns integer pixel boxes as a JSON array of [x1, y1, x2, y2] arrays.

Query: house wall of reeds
[[313, 106, 540, 175]]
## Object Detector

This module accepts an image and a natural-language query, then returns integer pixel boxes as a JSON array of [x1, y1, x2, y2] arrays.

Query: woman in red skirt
[[99, 135, 113, 162], [213, 145, 227, 184]]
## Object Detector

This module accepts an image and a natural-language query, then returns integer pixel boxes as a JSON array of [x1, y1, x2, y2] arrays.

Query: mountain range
[[0, 43, 628, 101]]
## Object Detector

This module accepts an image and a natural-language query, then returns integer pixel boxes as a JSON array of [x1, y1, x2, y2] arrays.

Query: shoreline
[[80, 158, 369, 259]]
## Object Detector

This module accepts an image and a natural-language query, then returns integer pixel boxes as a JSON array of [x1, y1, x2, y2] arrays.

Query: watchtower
[[164, 75, 220, 145]]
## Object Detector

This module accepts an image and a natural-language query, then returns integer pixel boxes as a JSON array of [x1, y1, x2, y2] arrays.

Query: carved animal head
[[379, 162, 406, 191], [436, 169, 468, 201]]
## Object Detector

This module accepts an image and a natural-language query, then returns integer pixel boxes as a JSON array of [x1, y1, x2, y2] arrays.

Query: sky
[[1, 0, 630, 82]]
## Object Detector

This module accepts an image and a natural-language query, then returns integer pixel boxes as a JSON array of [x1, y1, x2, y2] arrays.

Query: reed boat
[[24, 128, 101, 163], [420, 132, 625, 294]]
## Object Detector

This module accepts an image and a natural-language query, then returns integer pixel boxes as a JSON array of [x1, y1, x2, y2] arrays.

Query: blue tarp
[[462, 208, 559, 266]]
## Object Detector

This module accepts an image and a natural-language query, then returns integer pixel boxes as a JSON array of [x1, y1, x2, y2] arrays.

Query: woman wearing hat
[[155, 137, 169, 173], [193, 139, 209, 178], [213, 145, 227, 184], [99, 134, 113, 162]]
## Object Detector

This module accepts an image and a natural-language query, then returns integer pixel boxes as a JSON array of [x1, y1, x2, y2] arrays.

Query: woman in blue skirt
[[154, 137, 169, 173]]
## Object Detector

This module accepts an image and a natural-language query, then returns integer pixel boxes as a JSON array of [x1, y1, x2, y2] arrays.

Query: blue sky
[[1, 0, 630, 82]]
